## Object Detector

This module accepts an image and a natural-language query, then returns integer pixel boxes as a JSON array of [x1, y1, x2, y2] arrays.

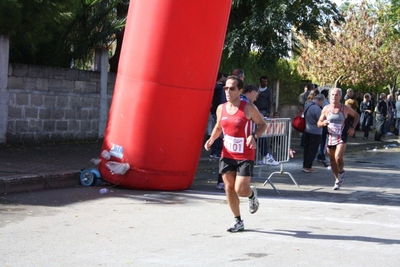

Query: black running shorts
[[219, 158, 254, 177]]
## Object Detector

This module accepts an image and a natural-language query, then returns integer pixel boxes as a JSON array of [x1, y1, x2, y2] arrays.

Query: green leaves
[[298, 0, 400, 89]]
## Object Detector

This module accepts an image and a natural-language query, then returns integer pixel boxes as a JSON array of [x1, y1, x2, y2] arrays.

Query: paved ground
[[1, 133, 400, 266]]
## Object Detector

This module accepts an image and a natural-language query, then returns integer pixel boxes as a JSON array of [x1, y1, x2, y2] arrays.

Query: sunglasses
[[223, 87, 238, 91]]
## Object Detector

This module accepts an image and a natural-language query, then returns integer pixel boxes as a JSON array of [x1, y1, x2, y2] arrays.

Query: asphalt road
[[1, 145, 400, 266]]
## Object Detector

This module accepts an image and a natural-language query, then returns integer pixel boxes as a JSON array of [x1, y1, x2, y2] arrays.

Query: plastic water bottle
[[99, 188, 109, 194]]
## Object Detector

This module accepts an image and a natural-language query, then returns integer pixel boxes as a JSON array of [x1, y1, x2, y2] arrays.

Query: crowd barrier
[[254, 118, 299, 194]]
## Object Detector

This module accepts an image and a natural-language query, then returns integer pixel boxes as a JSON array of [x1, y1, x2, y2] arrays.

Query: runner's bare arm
[[317, 105, 329, 128]]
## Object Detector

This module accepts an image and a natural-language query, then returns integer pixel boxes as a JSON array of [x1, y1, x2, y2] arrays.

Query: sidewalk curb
[[0, 171, 80, 194], [1, 138, 398, 195]]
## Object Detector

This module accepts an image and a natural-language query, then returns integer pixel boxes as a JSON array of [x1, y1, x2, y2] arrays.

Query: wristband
[[251, 133, 257, 140]]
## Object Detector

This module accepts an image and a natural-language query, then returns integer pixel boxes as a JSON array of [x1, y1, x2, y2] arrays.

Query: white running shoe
[[249, 186, 259, 214], [333, 179, 341, 190], [263, 154, 279, 166], [227, 220, 244, 232]]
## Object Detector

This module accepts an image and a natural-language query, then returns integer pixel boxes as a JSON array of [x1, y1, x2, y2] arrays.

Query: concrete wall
[[5, 63, 116, 143]]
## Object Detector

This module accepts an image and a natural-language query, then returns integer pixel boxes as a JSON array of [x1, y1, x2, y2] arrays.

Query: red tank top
[[220, 100, 255, 160]]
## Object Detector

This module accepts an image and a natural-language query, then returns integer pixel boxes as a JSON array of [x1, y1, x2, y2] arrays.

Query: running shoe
[[333, 179, 341, 190], [249, 186, 259, 214], [216, 182, 225, 190], [338, 170, 346, 185], [302, 168, 318, 173], [263, 154, 279, 166], [227, 219, 244, 232]]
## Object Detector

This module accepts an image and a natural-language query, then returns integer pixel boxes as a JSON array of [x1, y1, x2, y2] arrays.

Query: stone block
[[22, 77, 37, 90], [28, 119, 42, 132], [15, 93, 29, 105], [56, 95, 69, 108], [35, 78, 49, 91], [56, 121, 68, 131], [39, 108, 52, 120], [77, 110, 88, 120], [44, 95, 56, 107], [7, 120, 15, 132], [48, 79, 65, 91], [64, 108, 76, 120], [25, 107, 39, 119], [68, 120, 79, 131], [52, 108, 64, 120], [43, 120, 56, 132], [7, 76, 23, 89], [69, 96, 82, 111], [28, 65, 53, 79], [77, 70, 91, 82], [80, 97, 93, 108], [8, 106, 22, 119], [30, 94, 43, 107], [80, 120, 91, 131], [9, 63, 28, 77], [16, 120, 29, 132]]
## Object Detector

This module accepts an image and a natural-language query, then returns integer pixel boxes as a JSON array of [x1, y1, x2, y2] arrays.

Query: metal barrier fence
[[254, 118, 299, 194]]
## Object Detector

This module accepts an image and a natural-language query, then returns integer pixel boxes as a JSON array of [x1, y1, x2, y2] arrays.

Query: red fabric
[[221, 101, 255, 160], [98, 0, 232, 190]]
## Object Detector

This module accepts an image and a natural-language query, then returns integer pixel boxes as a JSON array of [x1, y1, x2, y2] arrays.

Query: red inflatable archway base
[[98, 0, 232, 190]]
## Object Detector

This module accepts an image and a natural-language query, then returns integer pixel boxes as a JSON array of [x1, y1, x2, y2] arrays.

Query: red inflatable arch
[[98, 0, 232, 190]]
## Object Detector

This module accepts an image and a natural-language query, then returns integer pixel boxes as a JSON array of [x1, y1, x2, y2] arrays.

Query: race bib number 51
[[224, 135, 244, 153]]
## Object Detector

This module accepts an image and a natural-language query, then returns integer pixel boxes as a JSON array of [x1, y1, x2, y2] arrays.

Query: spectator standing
[[209, 72, 224, 159], [385, 94, 394, 135], [344, 89, 359, 138], [395, 95, 400, 136], [302, 94, 325, 173], [317, 88, 330, 164], [299, 86, 307, 105], [254, 76, 272, 117], [374, 93, 388, 142], [254, 76, 279, 165], [299, 83, 315, 107], [356, 92, 363, 130], [359, 93, 374, 140]]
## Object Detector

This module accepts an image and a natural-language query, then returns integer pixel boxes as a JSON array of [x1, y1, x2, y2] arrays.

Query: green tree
[[63, 0, 126, 70], [1, 0, 79, 66], [297, 0, 400, 92], [224, 0, 344, 73]]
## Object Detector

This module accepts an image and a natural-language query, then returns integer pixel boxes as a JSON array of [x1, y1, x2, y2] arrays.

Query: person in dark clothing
[[317, 88, 329, 164], [374, 93, 388, 141], [359, 93, 374, 140], [210, 72, 224, 159], [253, 76, 279, 165], [303, 94, 326, 173]]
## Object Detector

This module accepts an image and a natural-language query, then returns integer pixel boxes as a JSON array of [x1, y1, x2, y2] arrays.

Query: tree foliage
[[1, 0, 126, 68], [225, 0, 344, 73], [1, 0, 78, 66], [2, 0, 343, 78], [297, 0, 400, 91], [64, 0, 127, 70]]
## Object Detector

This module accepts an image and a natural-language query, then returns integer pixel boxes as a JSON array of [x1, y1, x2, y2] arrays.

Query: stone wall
[[2, 63, 301, 144], [5, 63, 115, 143]]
